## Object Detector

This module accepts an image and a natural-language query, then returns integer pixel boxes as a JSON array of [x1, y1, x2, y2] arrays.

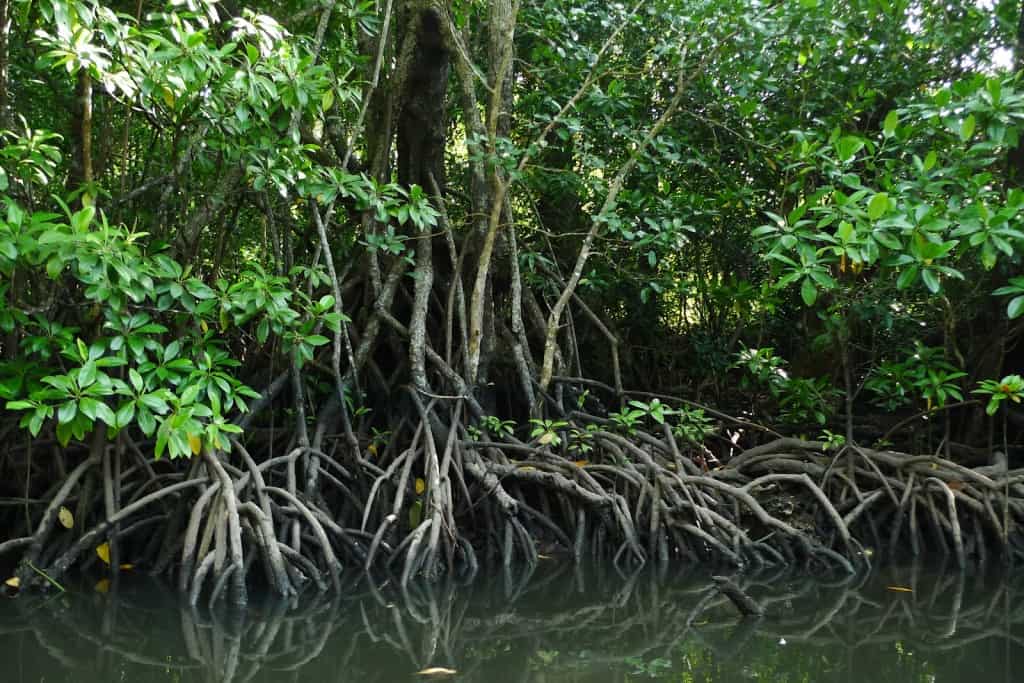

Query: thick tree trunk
[[395, 1, 450, 389], [396, 2, 449, 189]]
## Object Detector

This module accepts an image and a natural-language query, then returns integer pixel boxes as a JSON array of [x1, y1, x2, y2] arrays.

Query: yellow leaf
[[416, 667, 457, 677], [96, 542, 111, 565], [573, 460, 589, 468], [188, 433, 202, 456], [161, 86, 175, 108], [886, 585, 913, 593], [368, 443, 378, 457], [518, 465, 537, 471], [538, 432, 555, 445], [415, 478, 426, 495], [119, 563, 134, 571], [4, 576, 20, 588], [200, 319, 209, 334], [94, 578, 110, 594], [58, 506, 74, 529]]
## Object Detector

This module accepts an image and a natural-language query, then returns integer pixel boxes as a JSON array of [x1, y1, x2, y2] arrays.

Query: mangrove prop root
[[5, 393, 1024, 603]]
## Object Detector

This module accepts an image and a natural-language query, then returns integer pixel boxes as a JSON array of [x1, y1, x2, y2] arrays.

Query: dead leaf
[[886, 585, 913, 593], [96, 542, 111, 565], [4, 577, 20, 589], [58, 506, 74, 529], [947, 480, 964, 490], [94, 578, 110, 594], [416, 667, 457, 677], [415, 478, 426, 495], [573, 460, 589, 468], [119, 563, 134, 571]]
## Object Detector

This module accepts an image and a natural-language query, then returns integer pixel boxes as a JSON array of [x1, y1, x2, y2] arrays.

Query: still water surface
[[1, 563, 1021, 682]]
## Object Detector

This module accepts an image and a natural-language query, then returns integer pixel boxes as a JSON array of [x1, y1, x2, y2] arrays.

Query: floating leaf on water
[[4, 576, 20, 588], [94, 578, 110, 594], [415, 478, 426, 495], [58, 506, 74, 529], [886, 586, 913, 593], [416, 667, 457, 677], [96, 542, 111, 565]]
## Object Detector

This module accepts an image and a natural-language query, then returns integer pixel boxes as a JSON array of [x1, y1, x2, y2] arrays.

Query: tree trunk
[[395, 2, 449, 189], [0, 0, 9, 130]]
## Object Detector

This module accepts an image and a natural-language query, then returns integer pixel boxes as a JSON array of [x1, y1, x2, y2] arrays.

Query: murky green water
[[1, 562, 1022, 682]]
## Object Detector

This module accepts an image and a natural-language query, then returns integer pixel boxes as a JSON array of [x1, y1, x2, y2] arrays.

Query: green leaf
[[835, 136, 864, 163], [29, 410, 45, 437], [58, 401, 77, 424], [800, 277, 817, 306], [986, 396, 1002, 416], [79, 361, 97, 388], [882, 110, 899, 138], [960, 114, 976, 142], [115, 402, 136, 428], [873, 231, 901, 250], [897, 265, 919, 290], [921, 268, 940, 294], [140, 393, 170, 413], [129, 369, 144, 393], [137, 407, 156, 435], [95, 401, 117, 426], [78, 397, 99, 421], [306, 334, 330, 347], [1009, 295, 1024, 319], [155, 428, 168, 459], [56, 421, 73, 447], [70, 206, 95, 232], [868, 193, 888, 220]]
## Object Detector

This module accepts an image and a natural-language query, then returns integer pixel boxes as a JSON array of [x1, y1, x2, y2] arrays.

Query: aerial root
[[5, 396, 1024, 603]]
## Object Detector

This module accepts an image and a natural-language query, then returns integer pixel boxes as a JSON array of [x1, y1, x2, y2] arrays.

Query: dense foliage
[[1, 0, 1023, 600]]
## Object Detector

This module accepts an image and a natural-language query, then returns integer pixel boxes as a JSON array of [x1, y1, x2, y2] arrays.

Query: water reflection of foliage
[[0, 564, 1022, 682]]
